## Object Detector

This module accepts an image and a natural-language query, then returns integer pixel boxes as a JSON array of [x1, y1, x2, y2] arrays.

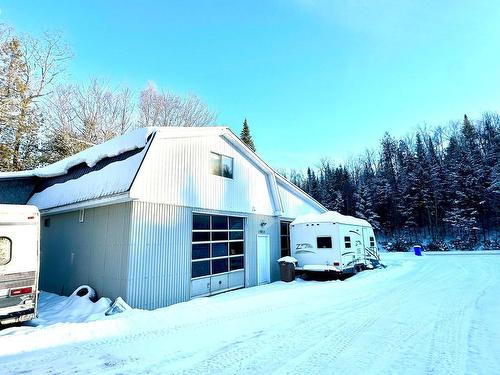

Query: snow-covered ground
[[1, 252, 499, 374]]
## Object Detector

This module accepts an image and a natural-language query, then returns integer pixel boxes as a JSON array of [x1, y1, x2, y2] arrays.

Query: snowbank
[[29, 291, 112, 326], [0, 127, 155, 179]]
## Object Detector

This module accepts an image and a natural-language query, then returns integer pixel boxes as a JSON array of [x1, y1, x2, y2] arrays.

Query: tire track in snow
[[2, 264, 412, 375], [3, 254, 499, 375], [422, 260, 492, 375], [169, 264, 426, 374], [269, 265, 433, 375]]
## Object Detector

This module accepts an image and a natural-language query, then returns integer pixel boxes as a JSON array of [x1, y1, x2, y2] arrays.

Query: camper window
[[344, 236, 351, 248], [370, 236, 375, 247], [317, 236, 332, 249], [0, 237, 12, 266]]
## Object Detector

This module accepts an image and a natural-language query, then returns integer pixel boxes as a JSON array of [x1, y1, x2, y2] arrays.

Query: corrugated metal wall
[[129, 135, 276, 216], [278, 181, 324, 219], [244, 213, 281, 285], [39, 200, 280, 310], [40, 202, 132, 300], [127, 202, 192, 309], [127, 202, 280, 309]]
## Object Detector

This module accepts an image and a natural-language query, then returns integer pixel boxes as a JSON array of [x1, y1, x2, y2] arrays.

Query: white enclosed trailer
[[0, 205, 39, 325], [290, 211, 380, 274]]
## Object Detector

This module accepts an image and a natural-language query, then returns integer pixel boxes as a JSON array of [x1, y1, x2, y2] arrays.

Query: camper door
[[339, 225, 364, 268], [362, 227, 378, 261]]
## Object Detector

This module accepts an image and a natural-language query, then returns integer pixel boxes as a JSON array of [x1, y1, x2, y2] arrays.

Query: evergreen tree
[[0, 37, 41, 170], [240, 118, 256, 152], [305, 167, 320, 200], [284, 113, 498, 242], [376, 132, 399, 233], [0, 31, 70, 171], [426, 136, 445, 237], [355, 182, 380, 230]]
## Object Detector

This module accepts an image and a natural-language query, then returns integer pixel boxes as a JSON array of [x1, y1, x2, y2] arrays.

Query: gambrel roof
[[0, 127, 325, 215]]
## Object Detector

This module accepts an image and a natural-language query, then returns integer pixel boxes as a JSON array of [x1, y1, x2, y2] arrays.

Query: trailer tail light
[[333, 262, 340, 266], [10, 287, 33, 296]]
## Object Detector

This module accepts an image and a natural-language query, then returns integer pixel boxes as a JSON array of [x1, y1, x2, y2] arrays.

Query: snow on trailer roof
[[291, 211, 372, 227], [0, 127, 156, 179], [0, 204, 39, 223], [0, 204, 39, 215]]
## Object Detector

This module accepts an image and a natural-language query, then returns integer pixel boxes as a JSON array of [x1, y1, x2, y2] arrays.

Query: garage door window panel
[[192, 261, 210, 278], [212, 231, 228, 241], [230, 256, 244, 271], [192, 243, 210, 260], [212, 259, 229, 274], [229, 217, 243, 230], [192, 214, 245, 279], [229, 241, 244, 255], [193, 214, 210, 230], [229, 231, 243, 240], [212, 243, 228, 257], [193, 231, 210, 242]]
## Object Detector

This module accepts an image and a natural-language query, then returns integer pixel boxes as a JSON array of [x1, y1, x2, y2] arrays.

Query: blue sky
[[2, 1, 500, 170]]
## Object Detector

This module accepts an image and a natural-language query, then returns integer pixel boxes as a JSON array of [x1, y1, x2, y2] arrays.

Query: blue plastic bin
[[413, 245, 422, 256]]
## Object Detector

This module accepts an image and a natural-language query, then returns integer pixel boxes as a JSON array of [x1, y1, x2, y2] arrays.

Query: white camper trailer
[[290, 211, 380, 274], [0, 205, 40, 325]]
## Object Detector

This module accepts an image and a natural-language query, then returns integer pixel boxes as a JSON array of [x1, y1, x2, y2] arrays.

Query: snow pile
[[302, 264, 340, 272], [292, 210, 371, 227], [277, 256, 298, 264], [0, 127, 155, 179], [29, 290, 112, 326]]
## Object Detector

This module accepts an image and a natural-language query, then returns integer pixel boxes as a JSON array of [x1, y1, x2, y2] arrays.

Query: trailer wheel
[[352, 265, 358, 275]]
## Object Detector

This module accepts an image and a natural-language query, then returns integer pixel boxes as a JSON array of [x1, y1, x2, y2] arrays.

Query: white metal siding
[[127, 202, 280, 309], [127, 202, 192, 310], [278, 182, 324, 219], [39, 203, 132, 299], [130, 135, 275, 215], [245, 214, 281, 285]]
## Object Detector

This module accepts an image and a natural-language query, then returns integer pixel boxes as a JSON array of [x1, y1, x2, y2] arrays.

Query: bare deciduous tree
[[43, 79, 135, 162], [74, 79, 135, 143], [138, 81, 216, 128]]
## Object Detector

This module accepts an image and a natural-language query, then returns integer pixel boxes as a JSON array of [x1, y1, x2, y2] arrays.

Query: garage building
[[0, 127, 325, 309]]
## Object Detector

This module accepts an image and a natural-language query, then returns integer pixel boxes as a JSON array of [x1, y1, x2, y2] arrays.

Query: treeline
[[286, 114, 499, 246], [0, 24, 217, 172]]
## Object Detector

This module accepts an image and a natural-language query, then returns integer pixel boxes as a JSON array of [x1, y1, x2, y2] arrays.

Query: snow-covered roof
[[0, 127, 155, 179], [291, 211, 372, 227], [28, 147, 147, 210], [1, 126, 325, 214]]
